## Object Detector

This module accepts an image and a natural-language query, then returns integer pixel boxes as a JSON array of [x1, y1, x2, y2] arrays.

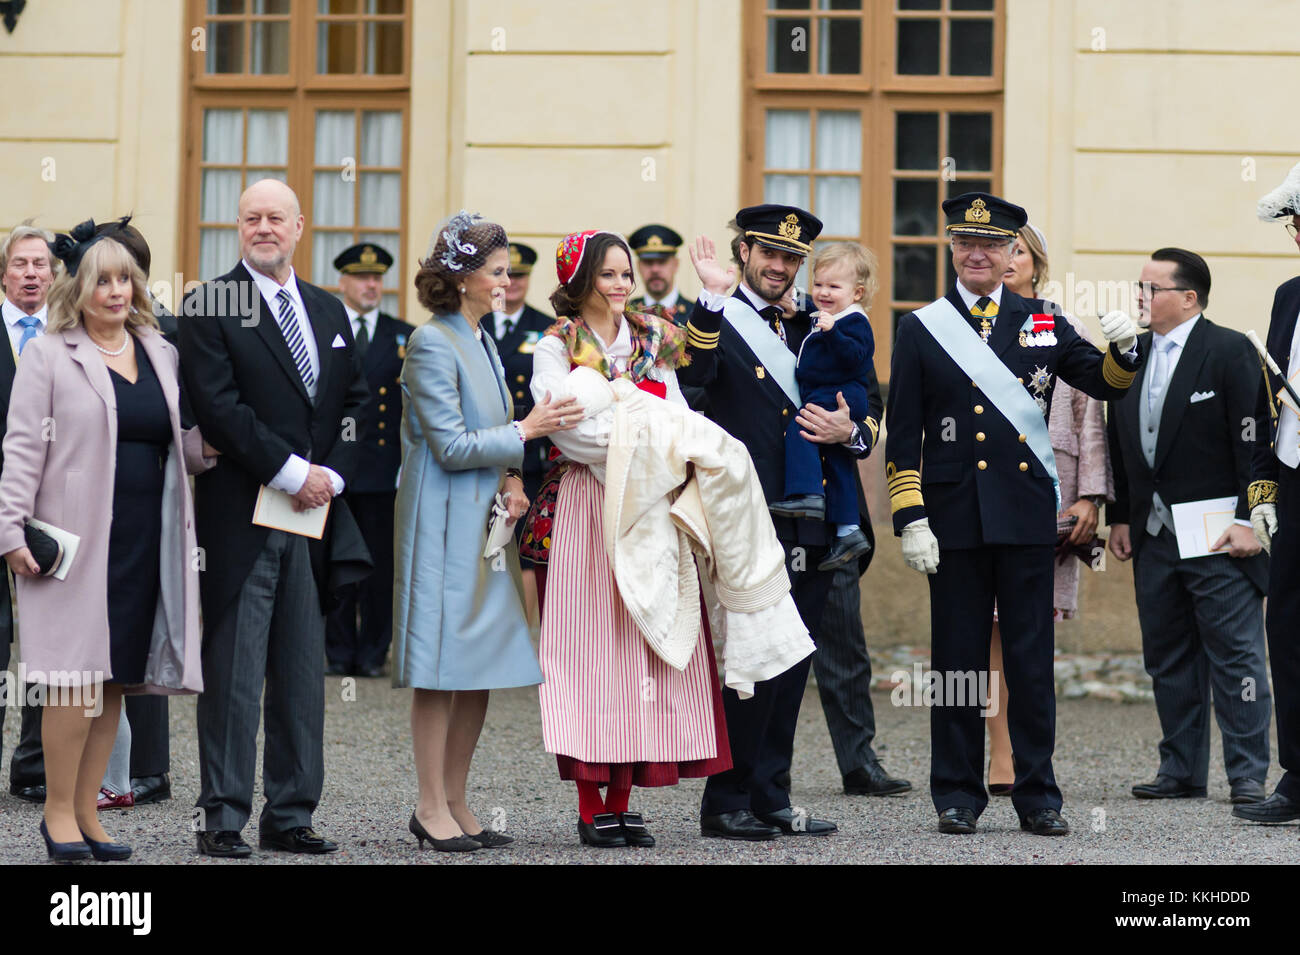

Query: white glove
[[1100, 310, 1138, 354], [1251, 503, 1278, 554], [901, 518, 940, 575]]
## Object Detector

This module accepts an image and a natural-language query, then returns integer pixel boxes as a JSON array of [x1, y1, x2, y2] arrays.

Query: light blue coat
[[391, 314, 543, 690]]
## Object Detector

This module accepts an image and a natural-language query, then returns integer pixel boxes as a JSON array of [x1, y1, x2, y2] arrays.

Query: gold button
[[378, 404, 386, 412], [1017, 377, 1023, 384], [976, 432, 985, 442], [516, 390, 524, 398], [971, 380, 978, 388], [822, 479, 827, 487], [377, 421, 385, 430], [378, 386, 387, 395], [977, 460, 988, 470], [516, 375, 525, 383], [1019, 462, 1029, 472], [378, 438, 386, 446], [1018, 434, 1027, 443], [974, 405, 984, 414], [782, 408, 789, 417]]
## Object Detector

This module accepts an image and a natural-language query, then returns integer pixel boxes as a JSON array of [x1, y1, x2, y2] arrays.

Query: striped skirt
[[539, 465, 731, 787]]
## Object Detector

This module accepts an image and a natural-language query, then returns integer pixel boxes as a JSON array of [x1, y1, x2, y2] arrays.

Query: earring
[[459, 287, 466, 293]]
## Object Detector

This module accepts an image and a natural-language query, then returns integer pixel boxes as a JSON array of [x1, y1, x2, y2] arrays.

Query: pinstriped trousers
[[811, 566, 880, 776], [1133, 527, 1271, 786]]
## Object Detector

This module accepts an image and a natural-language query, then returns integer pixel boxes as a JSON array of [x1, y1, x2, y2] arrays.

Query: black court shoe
[[618, 812, 655, 847], [40, 821, 91, 863], [409, 814, 479, 852], [578, 812, 627, 848], [81, 830, 132, 861]]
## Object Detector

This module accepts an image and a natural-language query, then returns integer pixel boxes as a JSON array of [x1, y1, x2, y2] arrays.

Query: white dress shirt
[[1, 298, 47, 358], [1275, 306, 1300, 469], [955, 280, 1003, 317], [642, 288, 682, 310], [243, 260, 342, 497], [491, 305, 524, 341]]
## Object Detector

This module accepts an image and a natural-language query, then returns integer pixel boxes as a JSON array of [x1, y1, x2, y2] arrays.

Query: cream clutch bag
[[482, 491, 515, 559]]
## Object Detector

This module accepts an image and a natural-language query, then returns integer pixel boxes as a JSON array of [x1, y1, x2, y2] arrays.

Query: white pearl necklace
[[93, 332, 130, 357]]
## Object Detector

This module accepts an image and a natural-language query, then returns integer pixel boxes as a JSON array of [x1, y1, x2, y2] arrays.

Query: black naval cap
[[627, 224, 683, 260], [507, 242, 537, 275], [942, 192, 1027, 239], [333, 242, 393, 274], [735, 203, 821, 257]]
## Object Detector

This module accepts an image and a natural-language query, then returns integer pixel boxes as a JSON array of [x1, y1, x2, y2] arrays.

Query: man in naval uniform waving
[[886, 192, 1143, 836]]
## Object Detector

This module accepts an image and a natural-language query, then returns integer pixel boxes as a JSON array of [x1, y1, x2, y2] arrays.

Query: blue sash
[[722, 296, 801, 408], [914, 297, 1060, 509]]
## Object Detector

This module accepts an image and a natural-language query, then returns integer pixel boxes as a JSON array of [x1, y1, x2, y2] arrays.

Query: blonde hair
[[0, 224, 58, 276], [47, 238, 158, 335], [812, 243, 878, 311], [1017, 225, 1050, 294]]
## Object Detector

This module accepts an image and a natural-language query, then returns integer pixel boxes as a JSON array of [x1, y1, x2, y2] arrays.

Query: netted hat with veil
[[422, 211, 508, 275]]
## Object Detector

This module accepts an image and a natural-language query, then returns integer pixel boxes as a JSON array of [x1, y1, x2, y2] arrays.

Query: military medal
[[1029, 364, 1053, 414], [396, 333, 407, 360], [756, 365, 766, 379]]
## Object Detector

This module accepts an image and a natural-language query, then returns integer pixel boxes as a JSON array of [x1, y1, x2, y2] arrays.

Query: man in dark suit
[[324, 242, 415, 678], [0, 223, 55, 802], [679, 204, 884, 840], [1107, 248, 1270, 807], [1239, 174, 1300, 822], [888, 193, 1142, 836], [180, 179, 369, 857]]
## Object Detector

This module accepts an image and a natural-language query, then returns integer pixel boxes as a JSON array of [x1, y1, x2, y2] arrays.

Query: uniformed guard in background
[[627, 224, 689, 324], [483, 242, 554, 623], [326, 242, 415, 677], [886, 192, 1142, 836]]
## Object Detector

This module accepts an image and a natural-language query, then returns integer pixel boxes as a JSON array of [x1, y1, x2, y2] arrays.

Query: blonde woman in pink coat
[[0, 222, 213, 861], [986, 225, 1115, 794]]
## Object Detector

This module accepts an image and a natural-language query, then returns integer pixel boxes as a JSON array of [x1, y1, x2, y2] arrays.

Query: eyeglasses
[[1286, 223, 1298, 238], [1136, 284, 1190, 298], [951, 237, 1014, 253]]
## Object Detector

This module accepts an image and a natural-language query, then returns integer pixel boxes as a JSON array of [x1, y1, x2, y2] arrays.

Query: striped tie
[[275, 289, 315, 391]]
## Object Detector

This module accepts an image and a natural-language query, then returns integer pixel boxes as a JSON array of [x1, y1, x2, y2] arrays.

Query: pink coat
[[0, 325, 211, 691]]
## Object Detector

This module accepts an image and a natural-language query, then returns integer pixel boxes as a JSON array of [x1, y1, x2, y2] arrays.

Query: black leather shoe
[[1232, 790, 1300, 823], [1229, 779, 1266, 804], [768, 495, 825, 520], [195, 830, 252, 858], [755, 807, 837, 836], [817, 528, 872, 571], [130, 774, 171, 805], [1131, 775, 1207, 799], [409, 814, 479, 852], [700, 809, 780, 841], [1020, 808, 1070, 836], [937, 807, 977, 834], [11, 783, 46, 803], [324, 661, 351, 676], [259, 826, 338, 854], [843, 763, 912, 796], [618, 812, 655, 847], [578, 812, 627, 847], [466, 828, 513, 848]]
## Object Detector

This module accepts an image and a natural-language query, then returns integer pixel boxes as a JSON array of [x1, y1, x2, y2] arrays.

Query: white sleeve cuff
[[268, 454, 310, 494], [321, 467, 344, 496], [1234, 518, 1253, 528], [697, 289, 729, 312]]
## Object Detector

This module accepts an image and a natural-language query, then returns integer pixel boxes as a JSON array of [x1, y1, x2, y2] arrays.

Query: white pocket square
[[1190, 390, 1215, 403], [331, 333, 346, 348]]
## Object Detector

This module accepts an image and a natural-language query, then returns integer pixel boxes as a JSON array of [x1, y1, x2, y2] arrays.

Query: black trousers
[[702, 543, 835, 816], [325, 491, 395, 671], [1270, 464, 1300, 802], [125, 695, 169, 778], [812, 566, 879, 776], [928, 545, 1061, 816]]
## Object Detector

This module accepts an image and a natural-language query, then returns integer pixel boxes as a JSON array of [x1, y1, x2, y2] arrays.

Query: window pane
[[360, 173, 402, 228], [951, 0, 993, 9], [200, 228, 239, 280], [247, 110, 288, 165], [251, 0, 290, 12], [764, 175, 810, 210], [893, 180, 937, 236], [818, 0, 861, 8], [312, 232, 355, 285], [207, 0, 244, 13], [898, 0, 940, 8], [768, 0, 811, 8], [314, 172, 354, 226], [361, 111, 403, 166], [202, 109, 243, 163], [245, 168, 287, 184], [369, 0, 405, 12], [315, 110, 355, 165], [815, 177, 860, 235], [947, 177, 990, 199], [948, 113, 992, 174], [816, 112, 860, 171], [319, 0, 357, 11], [201, 170, 242, 222], [895, 112, 938, 170], [206, 21, 244, 73], [365, 22, 404, 74], [767, 17, 811, 73], [949, 19, 993, 76], [893, 245, 936, 301], [318, 22, 358, 73], [250, 20, 290, 74], [766, 110, 811, 169], [817, 17, 861, 74], [897, 18, 939, 74], [945, 256, 957, 290]]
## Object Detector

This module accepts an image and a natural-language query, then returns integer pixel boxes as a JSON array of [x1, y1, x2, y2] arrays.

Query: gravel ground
[[1, 676, 1295, 865]]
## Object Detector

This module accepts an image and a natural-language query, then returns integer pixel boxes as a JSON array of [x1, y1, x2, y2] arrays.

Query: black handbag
[[23, 521, 64, 577]]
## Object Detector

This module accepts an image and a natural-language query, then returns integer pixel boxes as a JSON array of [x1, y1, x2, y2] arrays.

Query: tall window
[[744, 0, 1003, 379], [184, 0, 410, 314]]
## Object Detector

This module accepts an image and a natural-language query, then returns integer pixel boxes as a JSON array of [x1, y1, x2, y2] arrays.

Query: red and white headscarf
[[555, 229, 619, 285]]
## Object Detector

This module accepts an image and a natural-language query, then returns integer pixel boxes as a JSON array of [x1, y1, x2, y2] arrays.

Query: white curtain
[[361, 111, 402, 167], [816, 111, 859, 171], [315, 111, 356, 228], [312, 232, 354, 287], [199, 228, 238, 281], [247, 109, 288, 165], [360, 174, 400, 228], [360, 230, 401, 314]]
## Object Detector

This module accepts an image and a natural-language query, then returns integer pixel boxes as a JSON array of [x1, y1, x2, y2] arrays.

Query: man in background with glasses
[[1107, 247, 1271, 810]]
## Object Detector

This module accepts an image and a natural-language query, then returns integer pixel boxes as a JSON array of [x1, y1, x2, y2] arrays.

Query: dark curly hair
[[548, 232, 636, 318], [414, 219, 508, 315]]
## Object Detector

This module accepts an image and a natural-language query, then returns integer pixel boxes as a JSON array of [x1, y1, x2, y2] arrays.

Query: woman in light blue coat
[[393, 213, 580, 852]]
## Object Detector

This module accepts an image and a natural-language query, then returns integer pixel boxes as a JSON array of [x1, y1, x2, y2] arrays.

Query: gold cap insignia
[[509, 247, 522, 267], [965, 198, 991, 225], [646, 235, 666, 250], [360, 246, 377, 265], [778, 213, 802, 241]]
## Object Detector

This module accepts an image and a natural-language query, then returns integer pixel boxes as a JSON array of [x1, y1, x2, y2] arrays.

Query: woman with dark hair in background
[[391, 212, 579, 852]]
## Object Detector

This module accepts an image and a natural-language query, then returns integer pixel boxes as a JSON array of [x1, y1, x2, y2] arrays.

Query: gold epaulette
[[886, 461, 923, 513], [862, 416, 880, 450], [1102, 349, 1136, 389], [1247, 480, 1279, 509], [686, 322, 719, 350]]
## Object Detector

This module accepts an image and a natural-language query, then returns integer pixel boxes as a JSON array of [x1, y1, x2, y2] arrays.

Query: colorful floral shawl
[[544, 305, 690, 382]]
